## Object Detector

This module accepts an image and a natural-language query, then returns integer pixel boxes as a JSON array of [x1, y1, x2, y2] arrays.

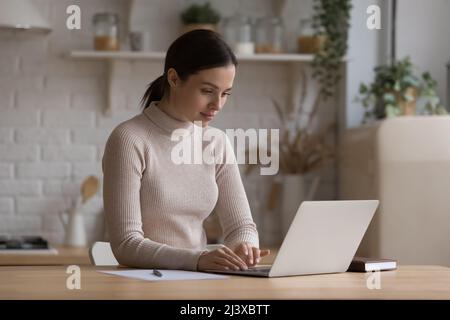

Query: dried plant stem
[[306, 90, 324, 133], [294, 69, 308, 133]]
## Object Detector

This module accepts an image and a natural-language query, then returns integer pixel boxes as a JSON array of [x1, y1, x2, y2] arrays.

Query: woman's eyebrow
[[201, 81, 232, 91]]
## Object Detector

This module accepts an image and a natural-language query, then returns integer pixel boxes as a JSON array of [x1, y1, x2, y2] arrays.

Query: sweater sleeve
[[102, 126, 205, 270], [214, 132, 260, 250]]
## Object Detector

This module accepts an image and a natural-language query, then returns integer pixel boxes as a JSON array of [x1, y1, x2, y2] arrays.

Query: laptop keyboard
[[245, 266, 271, 272]]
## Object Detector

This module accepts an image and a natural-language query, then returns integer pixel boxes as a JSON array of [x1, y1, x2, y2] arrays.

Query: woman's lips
[[200, 112, 215, 120]]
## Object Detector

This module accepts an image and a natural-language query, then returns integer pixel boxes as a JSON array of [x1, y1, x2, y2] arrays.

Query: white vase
[[280, 174, 320, 239], [59, 198, 87, 247]]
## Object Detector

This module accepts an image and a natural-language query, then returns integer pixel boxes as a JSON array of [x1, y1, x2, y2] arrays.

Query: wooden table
[[0, 246, 90, 266], [0, 264, 449, 299], [0, 245, 275, 266]]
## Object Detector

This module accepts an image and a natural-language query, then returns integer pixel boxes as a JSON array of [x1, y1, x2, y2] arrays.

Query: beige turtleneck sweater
[[102, 101, 259, 270]]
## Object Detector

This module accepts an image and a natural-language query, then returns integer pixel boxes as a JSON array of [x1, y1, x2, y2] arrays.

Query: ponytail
[[141, 74, 166, 109]]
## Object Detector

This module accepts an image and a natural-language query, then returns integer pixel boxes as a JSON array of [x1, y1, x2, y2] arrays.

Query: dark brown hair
[[141, 29, 238, 109]]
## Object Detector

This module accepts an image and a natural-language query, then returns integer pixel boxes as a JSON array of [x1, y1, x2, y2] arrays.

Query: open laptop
[[206, 200, 379, 277]]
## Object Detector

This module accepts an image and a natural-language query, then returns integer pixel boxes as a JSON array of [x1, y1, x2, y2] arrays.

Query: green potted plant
[[296, 0, 351, 133], [357, 57, 447, 122], [180, 2, 221, 33], [311, 0, 352, 99]]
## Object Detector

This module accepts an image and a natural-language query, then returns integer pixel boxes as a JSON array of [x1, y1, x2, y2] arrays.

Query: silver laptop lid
[[269, 200, 379, 277]]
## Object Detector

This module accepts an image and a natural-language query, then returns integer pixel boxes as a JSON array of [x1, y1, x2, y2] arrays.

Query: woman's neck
[[156, 97, 189, 123]]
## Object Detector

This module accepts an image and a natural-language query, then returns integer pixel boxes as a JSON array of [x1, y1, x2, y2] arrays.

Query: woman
[[102, 30, 269, 272]]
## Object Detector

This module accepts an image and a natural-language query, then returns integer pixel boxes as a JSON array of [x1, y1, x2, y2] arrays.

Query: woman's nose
[[209, 96, 222, 111], [208, 103, 220, 111]]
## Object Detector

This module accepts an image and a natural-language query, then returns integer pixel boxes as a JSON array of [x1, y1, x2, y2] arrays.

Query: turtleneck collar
[[143, 101, 196, 136]]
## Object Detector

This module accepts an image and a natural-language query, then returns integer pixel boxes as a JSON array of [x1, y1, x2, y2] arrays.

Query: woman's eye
[[201, 89, 231, 97]]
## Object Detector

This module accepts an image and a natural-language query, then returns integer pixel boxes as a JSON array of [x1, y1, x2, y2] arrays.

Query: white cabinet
[[339, 116, 450, 266]]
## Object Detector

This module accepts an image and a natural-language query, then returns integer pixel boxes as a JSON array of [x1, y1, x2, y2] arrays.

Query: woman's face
[[166, 64, 235, 127]]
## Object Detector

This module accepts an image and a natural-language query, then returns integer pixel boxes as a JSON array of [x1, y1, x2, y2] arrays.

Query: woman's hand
[[233, 242, 270, 267], [197, 246, 249, 271]]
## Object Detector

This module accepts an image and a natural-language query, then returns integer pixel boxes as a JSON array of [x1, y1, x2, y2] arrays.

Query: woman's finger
[[212, 261, 230, 271], [259, 249, 271, 257], [218, 257, 240, 270], [243, 243, 249, 256], [246, 244, 254, 265], [234, 244, 247, 262], [223, 247, 247, 263], [252, 247, 260, 265], [236, 243, 248, 256], [245, 243, 254, 265], [220, 255, 247, 270], [227, 254, 248, 270], [215, 257, 239, 270], [222, 247, 248, 269]]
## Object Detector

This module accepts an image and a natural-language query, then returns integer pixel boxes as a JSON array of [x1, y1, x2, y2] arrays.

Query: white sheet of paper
[[98, 269, 229, 281]]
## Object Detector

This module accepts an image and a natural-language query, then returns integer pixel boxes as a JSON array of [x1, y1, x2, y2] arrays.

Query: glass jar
[[92, 13, 119, 51], [297, 18, 325, 54], [221, 17, 236, 47], [234, 16, 254, 54], [221, 15, 255, 55], [255, 17, 284, 54]]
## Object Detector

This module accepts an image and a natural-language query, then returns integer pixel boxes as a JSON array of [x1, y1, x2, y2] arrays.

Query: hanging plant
[[311, 0, 352, 99]]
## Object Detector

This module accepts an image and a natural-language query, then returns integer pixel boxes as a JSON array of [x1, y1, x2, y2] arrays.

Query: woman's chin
[[196, 117, 212, 127]]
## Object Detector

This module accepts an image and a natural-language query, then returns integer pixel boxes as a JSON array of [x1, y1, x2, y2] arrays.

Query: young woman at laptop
[[102, 30, 269, 272]]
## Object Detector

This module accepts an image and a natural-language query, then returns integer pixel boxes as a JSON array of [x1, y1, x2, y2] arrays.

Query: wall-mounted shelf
[[68, 50, 319, 115], [68, 50, 346, 116], [69, 50, 315, 62]]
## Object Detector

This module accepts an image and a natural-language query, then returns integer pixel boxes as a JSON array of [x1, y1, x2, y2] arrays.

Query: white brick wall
[[15, 128, 70, 144], [41, 146, 96, 161], [0, 0, 337, 247], [0, 180, 41, 196], [43, 180, 81, 196], [16, 196, 68, 215], [17, 90, 70, 109], [71, 93, 104, 110], [42, 109, 96, 127], [0, 198, 14, 215], [0, 129, 13, 143], [44, 76, 102, 93], [72, 128, 111, 144], [0, 145, 39, 161], [17, 163, 71, 179], [0, 75, 44, 91], [0, 88, 14, 108], [0, 54, 19, 76], [0, 216, 42, 234], [0, 164, 13, 179], [0, 110, 39, 126]]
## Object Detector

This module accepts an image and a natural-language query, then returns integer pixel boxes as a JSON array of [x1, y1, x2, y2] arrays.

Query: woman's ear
[[166, 68, 180, 88]]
